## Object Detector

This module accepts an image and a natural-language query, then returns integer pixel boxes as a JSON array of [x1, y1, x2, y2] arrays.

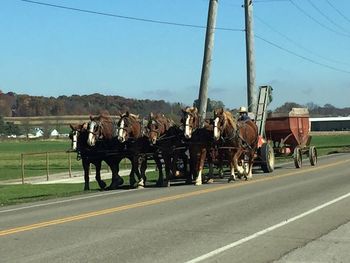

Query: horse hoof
[[195, 180, 202, 186], [137, 185, 144, 189], [227, 177, 235, 183], [116, 177, 124, 186], [137, 179, 145, 188], [185, 180, 192, 185], [98, 181, 107, 190], [206, 178, 214, 184], [164, 181, 170, 187]]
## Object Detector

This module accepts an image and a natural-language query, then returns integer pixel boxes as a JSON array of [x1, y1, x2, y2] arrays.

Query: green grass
[[0, 139, 131, 181], [0, 183, 92, 206], [0, 134, 349, 207], [311, 134, 350, 156], [0, 170, 159, 206]]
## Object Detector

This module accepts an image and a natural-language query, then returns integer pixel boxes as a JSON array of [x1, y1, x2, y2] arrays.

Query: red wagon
[[265, 108, 317, 168]]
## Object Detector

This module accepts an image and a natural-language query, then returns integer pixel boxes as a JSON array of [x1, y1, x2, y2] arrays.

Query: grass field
[[311, 134, 350, 155], [0, 134, 349, 206], [0, 139, 130, 181], [0, 171, 159, 206]]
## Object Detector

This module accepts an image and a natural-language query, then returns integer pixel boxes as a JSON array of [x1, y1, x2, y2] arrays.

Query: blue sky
[[1, 0, 350, 110]]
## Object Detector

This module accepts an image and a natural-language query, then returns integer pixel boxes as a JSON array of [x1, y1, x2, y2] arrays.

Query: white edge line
[[185, 192, 350, 263], [0, 188, 140, 214]]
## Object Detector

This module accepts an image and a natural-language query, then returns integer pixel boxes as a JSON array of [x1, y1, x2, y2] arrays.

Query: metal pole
[[198, 0, 218, 127], [46, 152, 49, 181], [68, 151, 72, 178], [244, 0, 257, 113], [21, 153, 25, 184]]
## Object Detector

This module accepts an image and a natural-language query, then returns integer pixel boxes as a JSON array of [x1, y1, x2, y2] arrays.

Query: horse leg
[[207, 162, 214, 183], [189, 146, 200, 186], [228, 165, 237, 182], [206, 149, 215, 183], [234, 150, 245, 179], [126, 156, 137, 187], [107, 157, 124, 190], [163, 153, 172, 187], [132, 155, 145, 188], [82, 158, 90, 191], [246, 151, 255, 180], [228, 153, 237, 183], [94, 160, 107, 190], [139, 155, 147, 187], [218, 151, 224, 179], [154, 153, 164, 187], [195, 147, 207, 186]]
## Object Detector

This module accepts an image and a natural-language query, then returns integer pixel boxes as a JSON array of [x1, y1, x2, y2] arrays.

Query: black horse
[[69, 123, 124, 191], [147, 113, 190, 186]]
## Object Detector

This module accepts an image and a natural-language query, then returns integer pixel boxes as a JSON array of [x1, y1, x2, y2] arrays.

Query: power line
[[255, 34, 350, 74], [289, 0, 350, 38], [20, 0, 244, 32], [325, 0, 350, 24], [19, 0, 350, 74], [255, 14, 350, 66], [306, 0, 350, 34]]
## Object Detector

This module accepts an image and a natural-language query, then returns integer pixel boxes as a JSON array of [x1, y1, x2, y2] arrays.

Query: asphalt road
[[1, 153, 350, 263]]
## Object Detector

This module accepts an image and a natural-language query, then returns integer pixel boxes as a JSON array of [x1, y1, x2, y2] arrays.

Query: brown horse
[[86, 111, 145, 189], [117, 112, 163, 188], [147, 113, 189, 186], [213, 108, 258, 181], [87, 111, 115, 147], [147, 113, 173, 144], [69, 122, 124, 191], [181, 106, 216, 185]]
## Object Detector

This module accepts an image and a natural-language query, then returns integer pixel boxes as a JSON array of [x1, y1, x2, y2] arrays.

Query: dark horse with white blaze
[[213, 108, 258, 181], [181, 106, 218, 186], [69, 122, 124, 191], [86, 111, 145, 189], [116, 111, 163, 188], [147, 112, 190, 186]]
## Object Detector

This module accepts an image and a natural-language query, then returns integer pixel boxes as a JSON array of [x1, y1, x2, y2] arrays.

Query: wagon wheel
[[260, 143, 275, 173], [293, 147, 302, 168], [309, 146, 317, 166]]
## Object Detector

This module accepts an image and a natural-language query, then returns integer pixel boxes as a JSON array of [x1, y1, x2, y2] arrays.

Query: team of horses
[[69, 107, 259, 190]]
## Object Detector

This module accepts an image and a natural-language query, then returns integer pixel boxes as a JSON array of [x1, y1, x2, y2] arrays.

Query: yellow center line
[[1, 158, 349, 237]]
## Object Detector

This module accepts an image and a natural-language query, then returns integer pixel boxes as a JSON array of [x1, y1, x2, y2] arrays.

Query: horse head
[[147, 112, 172, 144], [213, 108, 237, 141], [117, 111, 141, 143], [181, 107, 199, 139], [87, 116, 101, 147], [87, 112, 114, 146], [69, 123, 88, 150]]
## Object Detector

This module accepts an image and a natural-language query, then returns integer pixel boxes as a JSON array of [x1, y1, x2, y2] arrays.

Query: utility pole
[[244, 0, 257, 113], [198, 0, 218, 127]]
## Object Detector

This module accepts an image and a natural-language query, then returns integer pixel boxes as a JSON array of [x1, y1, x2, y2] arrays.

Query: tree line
[[1, 91, 349, 118], [1, 91, 349, 137]]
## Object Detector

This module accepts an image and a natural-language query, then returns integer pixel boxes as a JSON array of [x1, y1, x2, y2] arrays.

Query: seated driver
[[238, 106, 251, 121]]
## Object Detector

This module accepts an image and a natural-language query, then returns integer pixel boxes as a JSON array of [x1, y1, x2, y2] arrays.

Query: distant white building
[[50, 129, 59, 137], [310, 117, 350, 131]]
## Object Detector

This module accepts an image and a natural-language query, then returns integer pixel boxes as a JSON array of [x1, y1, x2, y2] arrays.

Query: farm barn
[[310, 117, 350, 131]]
